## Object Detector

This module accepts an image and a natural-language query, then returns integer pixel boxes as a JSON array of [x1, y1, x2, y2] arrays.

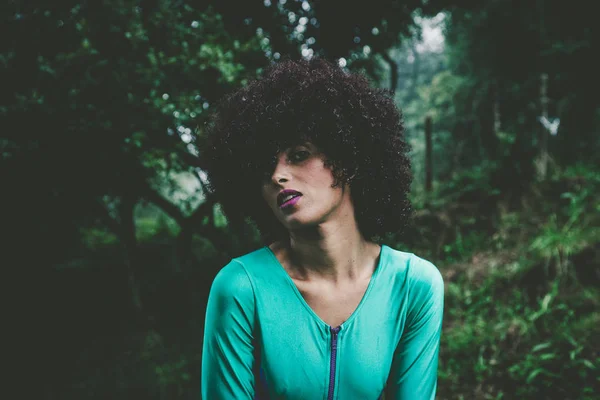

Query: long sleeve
[[201, 260, 256, 399], [386, 257, 444, 400]]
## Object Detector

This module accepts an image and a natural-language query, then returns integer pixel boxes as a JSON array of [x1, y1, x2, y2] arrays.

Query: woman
[[200, 58, 444, 399]]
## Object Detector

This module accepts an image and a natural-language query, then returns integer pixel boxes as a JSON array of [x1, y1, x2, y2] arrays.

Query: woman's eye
[[290, 150, 309, 162]]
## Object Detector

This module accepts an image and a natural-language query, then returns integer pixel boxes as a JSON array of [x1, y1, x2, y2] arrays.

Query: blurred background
[[2, 0, 599, 399]]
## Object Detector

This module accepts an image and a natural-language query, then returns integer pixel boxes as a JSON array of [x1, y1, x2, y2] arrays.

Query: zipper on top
[[328, 326, 341, 400]]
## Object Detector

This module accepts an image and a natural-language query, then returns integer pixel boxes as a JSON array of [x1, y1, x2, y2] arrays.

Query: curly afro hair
[[200, 58, 412, 245]]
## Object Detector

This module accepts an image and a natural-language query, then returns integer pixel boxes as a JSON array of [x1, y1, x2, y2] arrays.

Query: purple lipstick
[[277, 189, 302, 209]]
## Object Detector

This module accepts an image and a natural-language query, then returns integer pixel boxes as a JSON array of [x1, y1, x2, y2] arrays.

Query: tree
[[2, 0, 437, 320], [425, 0, 600, 174], [2, 1, 267, 316]]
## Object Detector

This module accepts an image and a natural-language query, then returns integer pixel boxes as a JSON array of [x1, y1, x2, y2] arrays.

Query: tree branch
[[138, 181, 187, 224], [380, 50, 398, 93]]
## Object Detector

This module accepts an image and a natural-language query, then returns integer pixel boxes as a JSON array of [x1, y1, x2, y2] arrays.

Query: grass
[[437, 247, 599, 400]]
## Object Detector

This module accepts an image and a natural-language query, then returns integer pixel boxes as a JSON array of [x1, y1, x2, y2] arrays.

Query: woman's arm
[[201, 260, 256, 399], [385, 257, 444, 400]]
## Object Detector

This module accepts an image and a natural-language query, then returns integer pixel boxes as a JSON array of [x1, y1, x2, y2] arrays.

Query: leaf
[[582, 360, 596, 370], [541, 293, 553, 311], [526, 368, 546, 383], [539, 353, 557, 361], [532, 342, 552, 352]]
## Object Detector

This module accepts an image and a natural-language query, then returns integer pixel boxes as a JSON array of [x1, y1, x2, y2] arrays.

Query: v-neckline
[[264, 245, 387, 330]]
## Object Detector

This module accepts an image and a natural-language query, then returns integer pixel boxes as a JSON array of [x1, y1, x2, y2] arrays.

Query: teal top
[[201, 245, 444, 399]]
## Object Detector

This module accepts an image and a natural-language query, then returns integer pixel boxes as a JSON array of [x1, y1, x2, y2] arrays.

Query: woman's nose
[[270, 155, 290, 184]]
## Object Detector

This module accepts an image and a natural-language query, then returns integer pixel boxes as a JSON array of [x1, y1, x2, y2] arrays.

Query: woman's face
[[261, 142, 352, 231]]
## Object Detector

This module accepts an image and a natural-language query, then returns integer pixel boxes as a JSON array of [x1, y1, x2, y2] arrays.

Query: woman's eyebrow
[[295, 141, 314, 149], [287, 144, 308, 152]]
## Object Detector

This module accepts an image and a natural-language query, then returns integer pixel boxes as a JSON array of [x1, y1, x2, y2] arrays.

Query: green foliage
[[530, 164, 600, 277], [440, 271, 600, 399], [80, 226, 119, 250], [441, 230, 489, 263], [142, 331, 197, 398], [2, 1, 270, 268], [213, 204, 228, 228], [135, 202, 181, 241], [415, 162, 600, 399], [154, 357, 192, 396], [439, 162, 500, 204]]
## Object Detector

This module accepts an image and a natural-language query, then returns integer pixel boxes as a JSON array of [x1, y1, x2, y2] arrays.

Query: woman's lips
[[279, 195, 301, 209]]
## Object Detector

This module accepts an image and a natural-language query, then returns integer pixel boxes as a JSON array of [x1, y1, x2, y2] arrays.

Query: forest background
[[2, 0, 599, 399]]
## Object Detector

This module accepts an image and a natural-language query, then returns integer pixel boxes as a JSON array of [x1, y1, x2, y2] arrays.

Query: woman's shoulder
[[210, 259, 254, 301], [206, 258, 257, 329], [384, 245, 444, 294], [212, 246, 277, 289], [232, 246, 273, 267]]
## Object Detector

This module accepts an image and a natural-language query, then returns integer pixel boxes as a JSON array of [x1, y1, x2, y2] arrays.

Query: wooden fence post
[[425, 115, 433, 195]]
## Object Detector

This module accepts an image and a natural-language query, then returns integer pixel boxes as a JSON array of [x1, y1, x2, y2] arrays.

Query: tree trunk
[[406, 42, 420, 101], [537, 0, 549, 180], [118, 196, 145, 318], [425, 115, 433, 195], [380, 51, 398, 94], [493, 84, 501, 136], [538, 73, 549, 180]]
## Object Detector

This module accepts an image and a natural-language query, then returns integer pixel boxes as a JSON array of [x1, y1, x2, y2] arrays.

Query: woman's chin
[[281, 218, 309, 230], [281, 216, 323, 233], [277, 207, 329, 231]]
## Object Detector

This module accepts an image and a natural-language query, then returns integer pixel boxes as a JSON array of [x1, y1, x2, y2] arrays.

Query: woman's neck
[[273, 207, 380, 284]]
